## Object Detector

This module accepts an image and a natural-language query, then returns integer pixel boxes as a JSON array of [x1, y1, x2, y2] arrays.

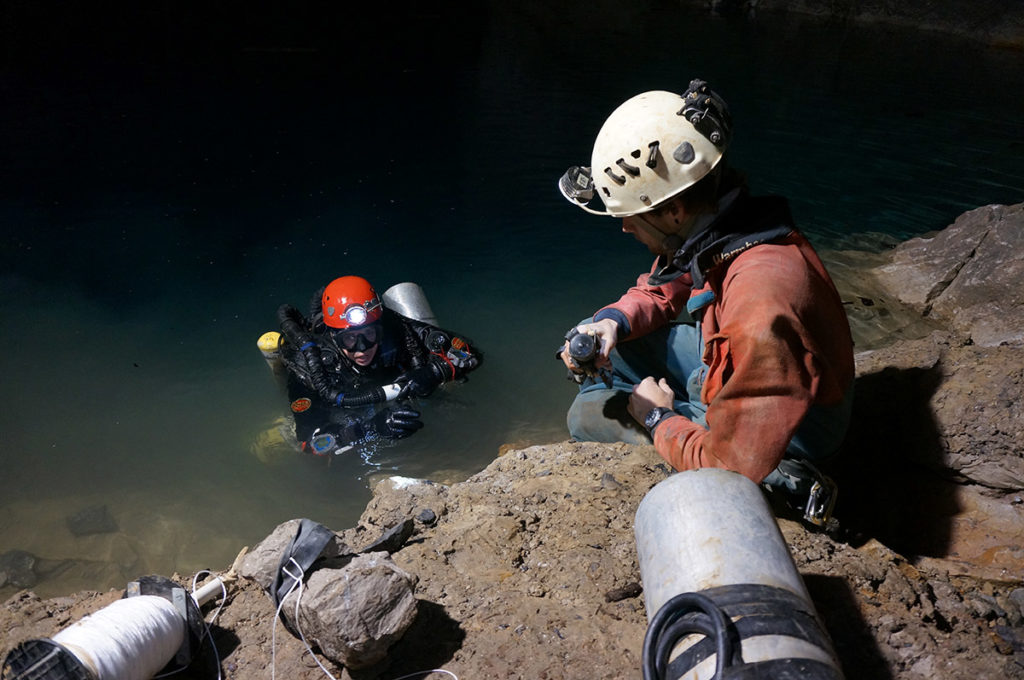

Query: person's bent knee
[[567, 389, 650, 445]]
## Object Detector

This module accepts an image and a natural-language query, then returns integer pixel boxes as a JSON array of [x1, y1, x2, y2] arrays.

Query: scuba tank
[[634, 468, 843, 680], [381, 282, 438, 325], [258, 331, 288, 393]]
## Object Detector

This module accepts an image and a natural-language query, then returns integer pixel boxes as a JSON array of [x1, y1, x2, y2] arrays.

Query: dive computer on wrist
[[643, 407, 675, 433]]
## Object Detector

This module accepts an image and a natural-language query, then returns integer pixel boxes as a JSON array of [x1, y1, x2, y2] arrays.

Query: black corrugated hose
[[276, 304, 389, 407], [642, 591, 732, 680]]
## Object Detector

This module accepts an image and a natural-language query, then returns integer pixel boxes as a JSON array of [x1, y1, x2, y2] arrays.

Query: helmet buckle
[[616, 158, 641, 177], [646, 141, 660, 169]]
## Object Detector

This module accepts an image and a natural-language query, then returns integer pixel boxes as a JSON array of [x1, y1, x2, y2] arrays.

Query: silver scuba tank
[[634, 468, 844, 679], [381, 282, 439, 326]]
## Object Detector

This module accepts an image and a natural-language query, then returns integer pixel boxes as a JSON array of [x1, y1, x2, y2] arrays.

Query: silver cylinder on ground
[[382, 282, 439, 326], [634, 468, 843, 679]]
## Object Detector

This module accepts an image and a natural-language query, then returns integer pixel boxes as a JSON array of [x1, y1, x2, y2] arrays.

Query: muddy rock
[[873, 203, 1024, 348], [823, 203, 1024, 589], [239, 518, 353, 590], [294, 552, 419, 670]]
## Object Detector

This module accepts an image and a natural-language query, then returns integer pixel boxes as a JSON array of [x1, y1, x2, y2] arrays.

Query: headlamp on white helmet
[[558, 79, 732, 218]]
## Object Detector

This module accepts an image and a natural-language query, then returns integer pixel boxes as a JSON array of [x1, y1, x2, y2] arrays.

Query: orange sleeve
[[649, 243, 824, 483]]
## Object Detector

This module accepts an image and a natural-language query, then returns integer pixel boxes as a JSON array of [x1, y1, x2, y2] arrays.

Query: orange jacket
[[601, 231, 854, 483]]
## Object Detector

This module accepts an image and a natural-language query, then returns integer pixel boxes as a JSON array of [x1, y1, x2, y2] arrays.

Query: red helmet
[[321, 276, 383, 329]]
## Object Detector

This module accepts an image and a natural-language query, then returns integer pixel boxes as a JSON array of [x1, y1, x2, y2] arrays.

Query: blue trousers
[[566, 319, 852, 495]]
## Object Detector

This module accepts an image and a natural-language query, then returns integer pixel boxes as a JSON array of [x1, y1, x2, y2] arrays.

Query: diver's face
[[343, 344, 378, 366], [334, 323, 381, 366]]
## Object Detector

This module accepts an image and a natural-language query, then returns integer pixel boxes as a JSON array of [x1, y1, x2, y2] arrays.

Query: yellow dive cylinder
[[257, 331, 288, 392]]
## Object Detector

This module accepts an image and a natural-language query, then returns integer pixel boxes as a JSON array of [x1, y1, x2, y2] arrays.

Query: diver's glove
[[367, 407, 424, 440], [399, 359, 448, 398]]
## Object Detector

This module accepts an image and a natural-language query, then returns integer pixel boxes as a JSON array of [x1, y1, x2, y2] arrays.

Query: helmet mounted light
[[557, 79, 732, 218], [558, 165, 596, 205], [342, 302, 373, 327], [322, 276, 384, 329]]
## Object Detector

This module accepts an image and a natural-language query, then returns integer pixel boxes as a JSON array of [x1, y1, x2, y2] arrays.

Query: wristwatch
[[643, 407, 675, 433], [308, 430, 337, 456]]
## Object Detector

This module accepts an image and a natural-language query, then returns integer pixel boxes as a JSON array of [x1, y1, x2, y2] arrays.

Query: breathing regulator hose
[[642, 591, 733, 680], [276, 304, 399, 407]]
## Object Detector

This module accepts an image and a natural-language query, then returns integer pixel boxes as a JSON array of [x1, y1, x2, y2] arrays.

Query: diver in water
[[274, 275, 482, 456]]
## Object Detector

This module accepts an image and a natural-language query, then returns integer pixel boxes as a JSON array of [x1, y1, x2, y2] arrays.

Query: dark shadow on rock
[[603, 390, 651, 441], [179, 625, 241, 680], [804, 574, 893, 680], [829, 364, 960, 557], [355, 600, 465, 680]]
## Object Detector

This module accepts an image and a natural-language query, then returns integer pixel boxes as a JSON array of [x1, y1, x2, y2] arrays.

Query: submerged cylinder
[[381, 282, 439, 326], [634, 468, 843, 680]]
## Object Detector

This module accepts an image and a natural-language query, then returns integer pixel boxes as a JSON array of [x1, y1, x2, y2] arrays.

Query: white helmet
[[558, 80, 732, 217]]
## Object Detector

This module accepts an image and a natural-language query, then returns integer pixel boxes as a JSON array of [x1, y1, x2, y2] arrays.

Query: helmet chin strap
[[635, 213, 696, 254]]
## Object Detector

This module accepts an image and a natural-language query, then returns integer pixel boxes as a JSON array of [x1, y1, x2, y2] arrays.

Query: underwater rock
[[0, 550, 37, 589], [65, 504, 118, 537]]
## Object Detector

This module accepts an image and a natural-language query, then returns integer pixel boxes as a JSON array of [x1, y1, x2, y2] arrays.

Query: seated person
[[275, 275, 481, 456], [554, 81, 854, 525]]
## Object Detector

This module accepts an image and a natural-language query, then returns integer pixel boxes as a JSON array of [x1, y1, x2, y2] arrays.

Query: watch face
[[645, 408, 663, 430]]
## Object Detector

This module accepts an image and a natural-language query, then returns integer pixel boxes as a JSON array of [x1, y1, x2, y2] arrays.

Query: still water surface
[[1, 5, 1022, 597]]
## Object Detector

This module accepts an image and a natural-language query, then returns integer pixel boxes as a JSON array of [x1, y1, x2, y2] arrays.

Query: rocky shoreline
[[3, 204, 1023, 679], [697, 0, 1024, 48]]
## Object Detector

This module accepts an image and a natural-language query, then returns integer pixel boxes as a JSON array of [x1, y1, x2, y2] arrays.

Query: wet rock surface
[[65, 504, 119, 538], [3, 204, 1023, 679]]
